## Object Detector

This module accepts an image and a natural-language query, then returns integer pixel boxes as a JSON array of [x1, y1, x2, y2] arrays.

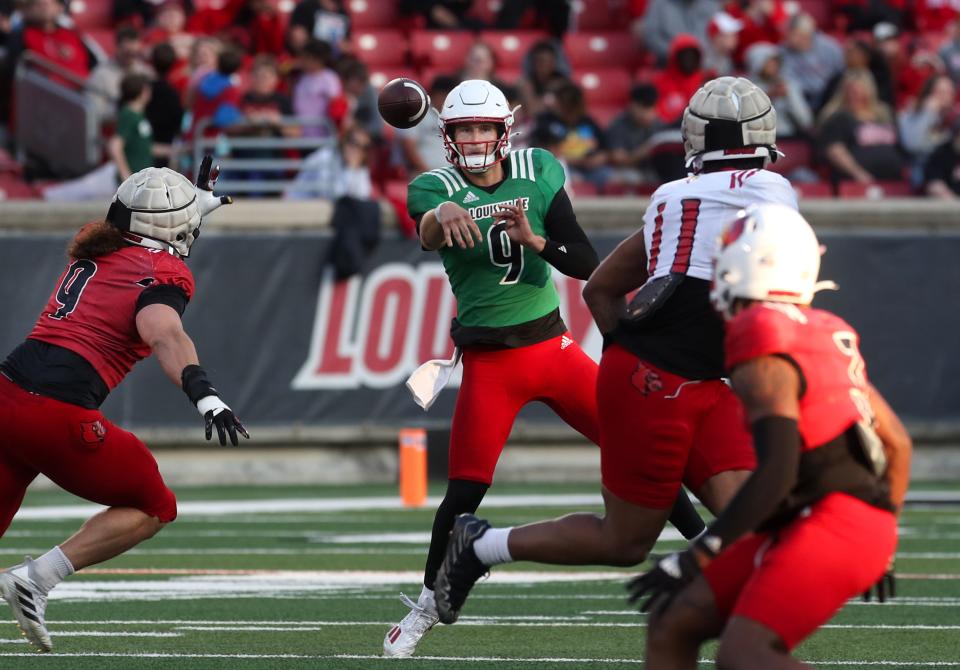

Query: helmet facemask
[[438, 79, 517, 173]]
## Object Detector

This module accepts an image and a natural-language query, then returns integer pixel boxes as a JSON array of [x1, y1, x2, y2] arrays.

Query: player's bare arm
[[698, 355, 802, 548], [583, 230, 648, 334], [136, 302, 249, 447], [420, 201, 483, 251], [867, 384, 913, 511], [136, 304, 200, 385]]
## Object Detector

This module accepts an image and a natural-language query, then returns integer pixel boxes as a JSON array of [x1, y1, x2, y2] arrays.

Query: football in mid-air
[[378, 77, 431, 129]]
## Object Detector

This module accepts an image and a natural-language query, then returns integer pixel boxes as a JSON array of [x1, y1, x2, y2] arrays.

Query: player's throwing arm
[[421, 201, 483, 250]]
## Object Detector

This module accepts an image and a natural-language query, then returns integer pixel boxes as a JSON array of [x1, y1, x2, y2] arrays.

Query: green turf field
[[1, 482, 958, 669]]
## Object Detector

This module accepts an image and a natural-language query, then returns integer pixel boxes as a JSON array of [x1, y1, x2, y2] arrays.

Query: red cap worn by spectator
[[653, 34, 707, 124]]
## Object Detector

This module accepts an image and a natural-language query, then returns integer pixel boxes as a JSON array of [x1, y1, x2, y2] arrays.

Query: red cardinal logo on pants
[[80, 420, 107, 444], [631, 362, 663, 396]]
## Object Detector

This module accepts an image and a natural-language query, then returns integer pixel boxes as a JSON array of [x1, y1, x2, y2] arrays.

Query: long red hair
[[67, 221, 126, 259]]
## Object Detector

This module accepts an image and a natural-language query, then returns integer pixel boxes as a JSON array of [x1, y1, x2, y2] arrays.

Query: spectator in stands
[[458, 41, 508, 88], [145, 42, 183, 166], [652, 33, 707, 125], [899, 74, 957, 186], [229, 0, 286, 57], [186, 0, 242, 37], [239, 54, 293, 134], [642, 0, 719, 65], [398, 74, 455, 173], [86, 26, 149, 126], [7, 0, 94, 82], [334, 58, 383, 141], [874, 22, 943, 109], [924, 120, 960, 198], [496, 0, 571, 37], [114, 0, 194, 29], [912, 0, 959, 34], [817, 69, 905, 185], [781, 12, 844, 112], [42, 73, 154, 201], [142, 0, 193, 62], [745, 41, 813, 138], [400, 0, 485, 30], [529, 107, 574, 195], [533, 80, 609, 188], [288, 0, 349, 56], [518, 39, 570, 118], [606, 83, 665, 185], [702, 11, 742, 77], [285, 123, 372, 199], [939, 15, 960, 85], [185, 37, 221, 105], [293, 39, 341, 138], [725, 0, 788, 67], [189, 46, 243, 139], [837, 0, 903, 32]]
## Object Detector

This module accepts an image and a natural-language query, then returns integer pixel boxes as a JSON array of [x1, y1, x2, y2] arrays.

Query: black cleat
[[434, 514, 491, 624]]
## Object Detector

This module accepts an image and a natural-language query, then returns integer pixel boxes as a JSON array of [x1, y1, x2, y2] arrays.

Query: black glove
[[626, 549, 704, 616], [862, 562, 896, 603], [195, 154, 233, 216], [197, 395, 250, 446]]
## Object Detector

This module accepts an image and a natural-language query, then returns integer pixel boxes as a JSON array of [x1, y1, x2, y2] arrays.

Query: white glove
[[406, 348, 462, 411]]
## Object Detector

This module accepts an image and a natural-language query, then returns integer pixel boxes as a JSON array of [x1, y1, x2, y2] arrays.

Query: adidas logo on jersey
[[462, 191, 479, 204], [560, 335, 573, 350]]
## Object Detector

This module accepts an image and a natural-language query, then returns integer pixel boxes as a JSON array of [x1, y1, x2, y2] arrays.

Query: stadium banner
[[1, 230, 958, 434]]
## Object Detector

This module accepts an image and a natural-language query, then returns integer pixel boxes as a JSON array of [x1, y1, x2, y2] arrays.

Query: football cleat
[[382, 592, 439, 658], [434, 514, 491, 624], [0, 559, 52, 653]]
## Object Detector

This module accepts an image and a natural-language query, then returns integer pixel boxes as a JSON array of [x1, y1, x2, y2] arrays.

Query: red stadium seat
[[571, 0, 616, 30], [69, 0, 113, 29], [796, 0, 832, 29], [349, 30, 409, 67], [570, 180, 599, 196], [411, 31, 475, 69], [768, 139, 813, 176], [347, 0, 399, 29], [575, 68, 631, 106], [0, 175, 39, 199], [838, 181, 915, 198], [84, 28, 115, 57], [591, 104, 624, 128], [367, 66, 412, 91], [793, 181, 834, 198], [469, 0, 502, 25], [564, 32, 643, 69], [479, 30, 549, 68]]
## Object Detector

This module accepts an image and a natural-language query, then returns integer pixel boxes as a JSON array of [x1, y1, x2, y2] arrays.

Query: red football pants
[[448, 333, 599, 484], [598, 344, 755, 508], [0, 375, 177, 538], [703, 493, 897, 650]]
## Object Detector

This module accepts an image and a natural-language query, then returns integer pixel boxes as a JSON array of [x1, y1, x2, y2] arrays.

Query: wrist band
[[434, 202, 447, 223], [181, 364, 219, 406]]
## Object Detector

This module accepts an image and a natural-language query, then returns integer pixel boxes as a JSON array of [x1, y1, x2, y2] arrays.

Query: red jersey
[[725, 303, 868, 449], [29, 246, 194, 389]]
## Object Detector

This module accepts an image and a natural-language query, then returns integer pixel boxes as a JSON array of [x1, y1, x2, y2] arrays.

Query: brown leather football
[[378, 78, 431, 129]]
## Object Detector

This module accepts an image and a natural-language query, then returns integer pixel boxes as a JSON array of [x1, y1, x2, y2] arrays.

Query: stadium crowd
[[0, 0, 958, 200]]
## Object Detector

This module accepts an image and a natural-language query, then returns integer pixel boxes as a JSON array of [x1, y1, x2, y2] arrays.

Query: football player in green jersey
[[384, 79, 704, 658]]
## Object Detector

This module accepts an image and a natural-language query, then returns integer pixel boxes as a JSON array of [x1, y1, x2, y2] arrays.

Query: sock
[[472, 527, 514, 566], [418, 584, 434, 604], [28, 546, 75, 594]]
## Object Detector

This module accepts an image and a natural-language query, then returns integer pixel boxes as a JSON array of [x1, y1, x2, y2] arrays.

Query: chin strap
[[120, 232, 180, 257]]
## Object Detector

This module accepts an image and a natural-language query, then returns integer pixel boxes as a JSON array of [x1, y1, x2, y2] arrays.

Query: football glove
[[196, 395, 250, 447], [626, 550, 701, 616], [195, 155, 233, 217], [862, 561, 896, 603]]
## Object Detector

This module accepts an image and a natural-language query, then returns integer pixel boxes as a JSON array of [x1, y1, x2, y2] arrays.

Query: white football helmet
[[710, 203, 837, 320], [439, 79, 517, 173], [106, 163, 229, 257], [682, 76, 778, 171]]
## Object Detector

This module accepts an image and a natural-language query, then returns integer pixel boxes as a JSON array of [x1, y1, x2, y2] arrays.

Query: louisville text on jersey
[[467, 197, 530, 222]]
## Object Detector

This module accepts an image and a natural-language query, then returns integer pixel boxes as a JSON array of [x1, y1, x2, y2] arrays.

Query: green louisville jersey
[[407, 147, 566, 328]]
